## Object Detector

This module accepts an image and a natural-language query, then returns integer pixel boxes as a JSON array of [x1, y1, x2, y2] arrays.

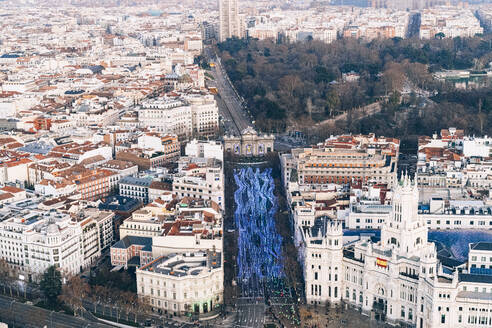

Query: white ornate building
[[0, 207, 113, 281], [138, 95, 219, 138], [302, 174, 492, 327], [224, 127, 274, 156], [136, 250, 223, 316]]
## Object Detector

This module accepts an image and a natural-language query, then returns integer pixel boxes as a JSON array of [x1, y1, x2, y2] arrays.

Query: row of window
[[121, 185, 148, 192], [176, 186, 205, 192], [462, 286, 492, 293], [429, 220, 492, 226], [471, 256, 492, 262], [310, 284, 338, 298], [313, 271, 338, 282], [355, 218, 384, 224], [143, 286, 219, 299]]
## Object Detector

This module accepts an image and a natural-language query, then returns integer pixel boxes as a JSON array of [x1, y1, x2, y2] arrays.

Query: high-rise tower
[[219, 0, 241, 42], [380, 172, 428, 255], [304, 217, 343, 305]]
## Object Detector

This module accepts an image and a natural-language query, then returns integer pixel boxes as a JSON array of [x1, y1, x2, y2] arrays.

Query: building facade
[[136, 250, 223, 316], [345, 197, 492, 230], [0, 208, 113, 281], [110, 235, 153, 269], [281, 134, 399, 188], [138, 96, 219, 139], [219, 0, 241, 42], [172, 165, 224, 209], [224, 127, 274, 156], [185, 139, 223, 162], [119, 176, 153, 204], [116, 148, 171, 171], [119, 208, 164, 239], [301, 175, 492, 328]]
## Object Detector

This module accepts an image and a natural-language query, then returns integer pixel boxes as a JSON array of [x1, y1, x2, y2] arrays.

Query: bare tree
[[279, 75, 301, 98], [93, 285, 110, 316], [382, 62, 405, 95], [0, 260, 16, 297], [136, 296, 151, 324], [119, 291, 137, 322], [60, 276, 90, 316]]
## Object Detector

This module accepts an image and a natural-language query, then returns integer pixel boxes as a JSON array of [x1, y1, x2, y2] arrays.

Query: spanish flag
[[376, 258, 388, 268]]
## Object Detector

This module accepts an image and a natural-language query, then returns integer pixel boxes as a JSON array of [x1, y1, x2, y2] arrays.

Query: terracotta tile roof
[[6, 142, 24, 149], [4, 158, 32, 167], [0, 186, 24, 193], [0, 193, 13, 201]]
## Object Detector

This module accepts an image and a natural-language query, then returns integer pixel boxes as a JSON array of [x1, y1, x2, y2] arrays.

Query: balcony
[[343, 250, 364, 263], [399, 271, 419, 280]]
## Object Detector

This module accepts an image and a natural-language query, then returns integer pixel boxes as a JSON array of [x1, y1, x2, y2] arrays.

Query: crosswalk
[[234, 298, 265, 328]]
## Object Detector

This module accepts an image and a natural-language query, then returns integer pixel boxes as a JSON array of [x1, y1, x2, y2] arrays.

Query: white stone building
[[0, 207, 113, 281], [71, 108, 120, 128], [301, 174, 492, 327], [139, 98, 192, 137], [184, 94, 219, 137], [224, 127, 275, 157], [344, 196, 492, 230], [172, 163, 224, 209], [119, 207, 165, 239], [185, 139, 223, 162], [136, 250, 223, 316], [463, 136, 492, 158], [138, 95, 219, 138], [468, 242, 492, 271]]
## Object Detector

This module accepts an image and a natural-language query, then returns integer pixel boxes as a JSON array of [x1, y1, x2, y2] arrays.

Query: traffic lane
[[235, 302, 264, 328], [211, 61, 252, 132], [83, 298, 196, 328], [0, 297, 113, 328]]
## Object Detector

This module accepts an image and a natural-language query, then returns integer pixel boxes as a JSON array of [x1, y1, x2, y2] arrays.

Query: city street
[[81, 298, 197, 328], [204, 47, 253, 135], [0, 295, 112, 328], [232, 167, 285, 328], [234, 299, 266, 328]]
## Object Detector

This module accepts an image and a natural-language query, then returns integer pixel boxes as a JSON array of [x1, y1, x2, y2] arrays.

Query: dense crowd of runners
[[234, 167, 284, 298]]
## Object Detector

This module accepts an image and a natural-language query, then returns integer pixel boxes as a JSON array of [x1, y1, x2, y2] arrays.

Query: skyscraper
[[219, 0, 241, 42]]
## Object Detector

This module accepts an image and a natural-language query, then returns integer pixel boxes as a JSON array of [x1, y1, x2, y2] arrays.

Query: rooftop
[[470, 242, 492, 252], [459, 273, 492, 284], [119, 176, 153, 187], [112, 235, 152, 251], [98, 196, 141, 212], [457, 290, 492, 301], [139, 251, 221, 277]]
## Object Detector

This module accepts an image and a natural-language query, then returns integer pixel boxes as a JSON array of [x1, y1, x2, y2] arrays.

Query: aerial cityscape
[[0, 0, 492, 327]]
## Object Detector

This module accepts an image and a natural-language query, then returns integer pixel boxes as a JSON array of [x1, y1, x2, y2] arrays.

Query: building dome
[[46, 223, 60, 235]]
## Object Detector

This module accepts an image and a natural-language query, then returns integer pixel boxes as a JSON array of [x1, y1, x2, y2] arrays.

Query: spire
[[401, 169, 409, 188]]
